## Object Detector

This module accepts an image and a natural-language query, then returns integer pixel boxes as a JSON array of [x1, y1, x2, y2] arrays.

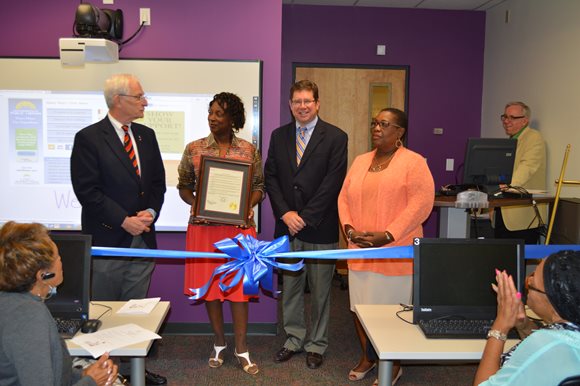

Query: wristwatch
[[486, 329, 508, 341]]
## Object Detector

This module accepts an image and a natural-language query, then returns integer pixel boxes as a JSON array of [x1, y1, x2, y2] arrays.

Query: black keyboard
[[54, 317, 83, 338], [418, 319, 503, 339]]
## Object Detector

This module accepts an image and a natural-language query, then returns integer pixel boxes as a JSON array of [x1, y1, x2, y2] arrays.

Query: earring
[[395, 138, 403, 148]]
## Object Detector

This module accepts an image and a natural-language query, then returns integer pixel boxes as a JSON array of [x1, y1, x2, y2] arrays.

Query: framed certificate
[[194, 156, 253, 226]]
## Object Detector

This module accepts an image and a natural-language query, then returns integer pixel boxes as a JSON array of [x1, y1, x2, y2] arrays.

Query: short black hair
[[380, 107, 408, 141], [210, 92, 245, 132]]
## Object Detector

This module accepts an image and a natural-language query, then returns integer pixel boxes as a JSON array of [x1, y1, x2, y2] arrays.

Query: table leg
[[377, 360, 393, 386], [439, 207, 470, 238], [130, 357, 146, 386]]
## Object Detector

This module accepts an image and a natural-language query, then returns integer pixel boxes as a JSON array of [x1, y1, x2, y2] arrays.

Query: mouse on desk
[[81, 319, 102, 334]]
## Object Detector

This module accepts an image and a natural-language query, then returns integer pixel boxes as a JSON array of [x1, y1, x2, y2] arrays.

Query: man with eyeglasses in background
[[71, 74, 167, 385], [265, 79, 348, 369], [494, 101, 547, 245]]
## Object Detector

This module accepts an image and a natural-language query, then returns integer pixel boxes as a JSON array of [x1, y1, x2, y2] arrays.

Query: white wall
[[482, 0, 580, 196]]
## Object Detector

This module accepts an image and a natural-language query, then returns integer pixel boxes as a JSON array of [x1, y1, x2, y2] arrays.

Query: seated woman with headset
[[0, 221, 118, 386], [474, 250, 580, 385]]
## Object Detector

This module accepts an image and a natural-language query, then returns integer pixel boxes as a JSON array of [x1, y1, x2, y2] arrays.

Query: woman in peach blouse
[[338, 108, 434, 385]]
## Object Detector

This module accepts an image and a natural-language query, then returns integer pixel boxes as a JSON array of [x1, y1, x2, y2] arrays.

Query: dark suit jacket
[[265, 118, 348, 244], [70, 116, 166, 248]]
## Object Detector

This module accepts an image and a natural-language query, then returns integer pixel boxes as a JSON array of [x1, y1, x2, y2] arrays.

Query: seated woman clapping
[[474, 250, 580, 385]]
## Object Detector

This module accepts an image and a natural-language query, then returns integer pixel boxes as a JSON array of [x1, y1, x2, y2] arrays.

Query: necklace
[[216, 139, 231, 157], [369, 148, 397, 172]]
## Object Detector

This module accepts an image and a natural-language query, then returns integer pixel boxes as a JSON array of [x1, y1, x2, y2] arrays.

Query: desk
[[354, 304, 517, 386], [435, 195, 553, 238], [67, 301, 170, 386]]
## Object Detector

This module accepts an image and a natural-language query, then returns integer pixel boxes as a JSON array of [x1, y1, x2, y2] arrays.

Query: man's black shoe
[[274, 347, 298, 363], [306, 352, 323, 369], [145, 370, 167, 385], [124, 370, 167, 385]]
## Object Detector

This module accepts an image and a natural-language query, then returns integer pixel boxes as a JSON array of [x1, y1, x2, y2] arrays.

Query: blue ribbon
[[92, 243, 580, 260], [92, 241, 580, 298]]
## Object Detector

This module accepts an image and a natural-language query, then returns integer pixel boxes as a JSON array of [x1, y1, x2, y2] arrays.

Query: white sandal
[[234, 350, 259, 375], [208, 344, 227, 368]]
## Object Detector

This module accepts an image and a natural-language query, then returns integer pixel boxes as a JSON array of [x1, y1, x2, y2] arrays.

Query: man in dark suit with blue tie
[[71, 74, 167, 385], [265, 80, 348, 369]]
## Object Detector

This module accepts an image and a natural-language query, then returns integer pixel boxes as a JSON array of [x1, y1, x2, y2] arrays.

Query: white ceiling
[[282, 0, 507, 11]]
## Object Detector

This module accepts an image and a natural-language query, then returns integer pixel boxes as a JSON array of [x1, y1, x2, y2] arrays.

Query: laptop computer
[[46, 233, 92, 338], [412, 238, 525, 339]]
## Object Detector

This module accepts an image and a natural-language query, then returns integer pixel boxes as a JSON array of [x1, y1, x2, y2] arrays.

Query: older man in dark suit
[[71, 74, 166, 385], [265, 80, 348, 369]]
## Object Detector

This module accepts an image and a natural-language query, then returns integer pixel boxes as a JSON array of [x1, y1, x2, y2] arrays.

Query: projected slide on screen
[[0, 58, 262, 231]]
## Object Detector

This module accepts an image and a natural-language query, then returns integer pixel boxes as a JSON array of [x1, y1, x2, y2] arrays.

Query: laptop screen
[[413, 238, 525, 322], [45, 234, 92, 319]]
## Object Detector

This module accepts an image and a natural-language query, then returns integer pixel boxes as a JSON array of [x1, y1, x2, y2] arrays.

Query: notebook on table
[[412, 238, 525, 339], [46, 234, 92, 338]]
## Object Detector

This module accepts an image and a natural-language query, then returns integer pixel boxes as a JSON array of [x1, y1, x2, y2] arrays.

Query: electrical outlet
[[446, 158, 454, 171], [140, 8, 151, 26], [433, 127, 444, 135]]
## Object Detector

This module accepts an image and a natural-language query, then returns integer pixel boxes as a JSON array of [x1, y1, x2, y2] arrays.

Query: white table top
[[66, 301, 170, 356], [354, 304, 517, 361]]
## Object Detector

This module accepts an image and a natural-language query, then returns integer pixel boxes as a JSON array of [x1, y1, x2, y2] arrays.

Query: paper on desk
[[71, 323, 161, 358], [116, 297, 160, 314]]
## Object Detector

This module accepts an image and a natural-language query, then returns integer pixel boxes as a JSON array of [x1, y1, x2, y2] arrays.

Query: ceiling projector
[[59, 38, 119, 66], [59, 3, 123, 66]]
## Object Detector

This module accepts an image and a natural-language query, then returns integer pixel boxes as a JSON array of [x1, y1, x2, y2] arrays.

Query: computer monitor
[[45, 234, 92, 320], [413, 238, 525, 322], [462, 138, 517, 193]]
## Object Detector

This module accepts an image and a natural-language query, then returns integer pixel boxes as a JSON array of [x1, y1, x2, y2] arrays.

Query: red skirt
[[184, 224, 258, 302]]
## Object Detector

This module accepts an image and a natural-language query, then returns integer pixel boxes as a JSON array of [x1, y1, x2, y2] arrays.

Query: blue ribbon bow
[[188, 234, 302, 300]]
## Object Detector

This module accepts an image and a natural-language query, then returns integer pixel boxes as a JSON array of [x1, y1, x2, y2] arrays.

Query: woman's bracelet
[[347, 229, 354, 241]]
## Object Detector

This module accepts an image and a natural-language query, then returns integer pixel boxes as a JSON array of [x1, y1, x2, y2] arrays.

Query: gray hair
[[103, 74, 140, 108], [505, 101, 531, 119]]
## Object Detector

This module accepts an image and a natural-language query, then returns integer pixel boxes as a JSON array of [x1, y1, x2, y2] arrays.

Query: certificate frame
[[194, 156, 253, 226]]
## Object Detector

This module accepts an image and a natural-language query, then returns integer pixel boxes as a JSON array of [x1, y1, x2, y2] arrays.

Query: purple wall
[[279, 5, 486, 236], [1, 2, 486, 323], [0, 0, 282, 324]]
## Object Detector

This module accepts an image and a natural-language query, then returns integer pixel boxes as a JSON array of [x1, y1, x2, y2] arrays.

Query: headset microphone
[[41, 272, 55, 280]]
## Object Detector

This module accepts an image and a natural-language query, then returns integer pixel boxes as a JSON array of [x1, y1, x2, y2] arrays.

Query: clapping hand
[[491, 269, 526, 333]]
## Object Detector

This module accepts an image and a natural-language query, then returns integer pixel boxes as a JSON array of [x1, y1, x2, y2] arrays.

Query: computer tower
[[551, 198, 580, 244]]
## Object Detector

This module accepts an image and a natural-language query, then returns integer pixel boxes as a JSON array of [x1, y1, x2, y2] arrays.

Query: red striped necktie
[[122, 125, 140, 177]]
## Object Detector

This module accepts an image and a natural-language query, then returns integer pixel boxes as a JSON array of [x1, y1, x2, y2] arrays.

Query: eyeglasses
[[500, 114, 525, 121], [526, 272, 547, 295], [118, 94, 148, 102], [370, 120, 401, 130], [291, 99, 315, 107]]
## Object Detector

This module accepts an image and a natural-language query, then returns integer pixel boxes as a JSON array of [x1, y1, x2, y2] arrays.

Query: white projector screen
[[0, 58, 262, 231]]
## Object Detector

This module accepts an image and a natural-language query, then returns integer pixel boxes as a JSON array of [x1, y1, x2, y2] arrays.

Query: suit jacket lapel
[[298, 120, 324, 168], [102, 119, 141, 184], [285, 124, 299, 172]]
